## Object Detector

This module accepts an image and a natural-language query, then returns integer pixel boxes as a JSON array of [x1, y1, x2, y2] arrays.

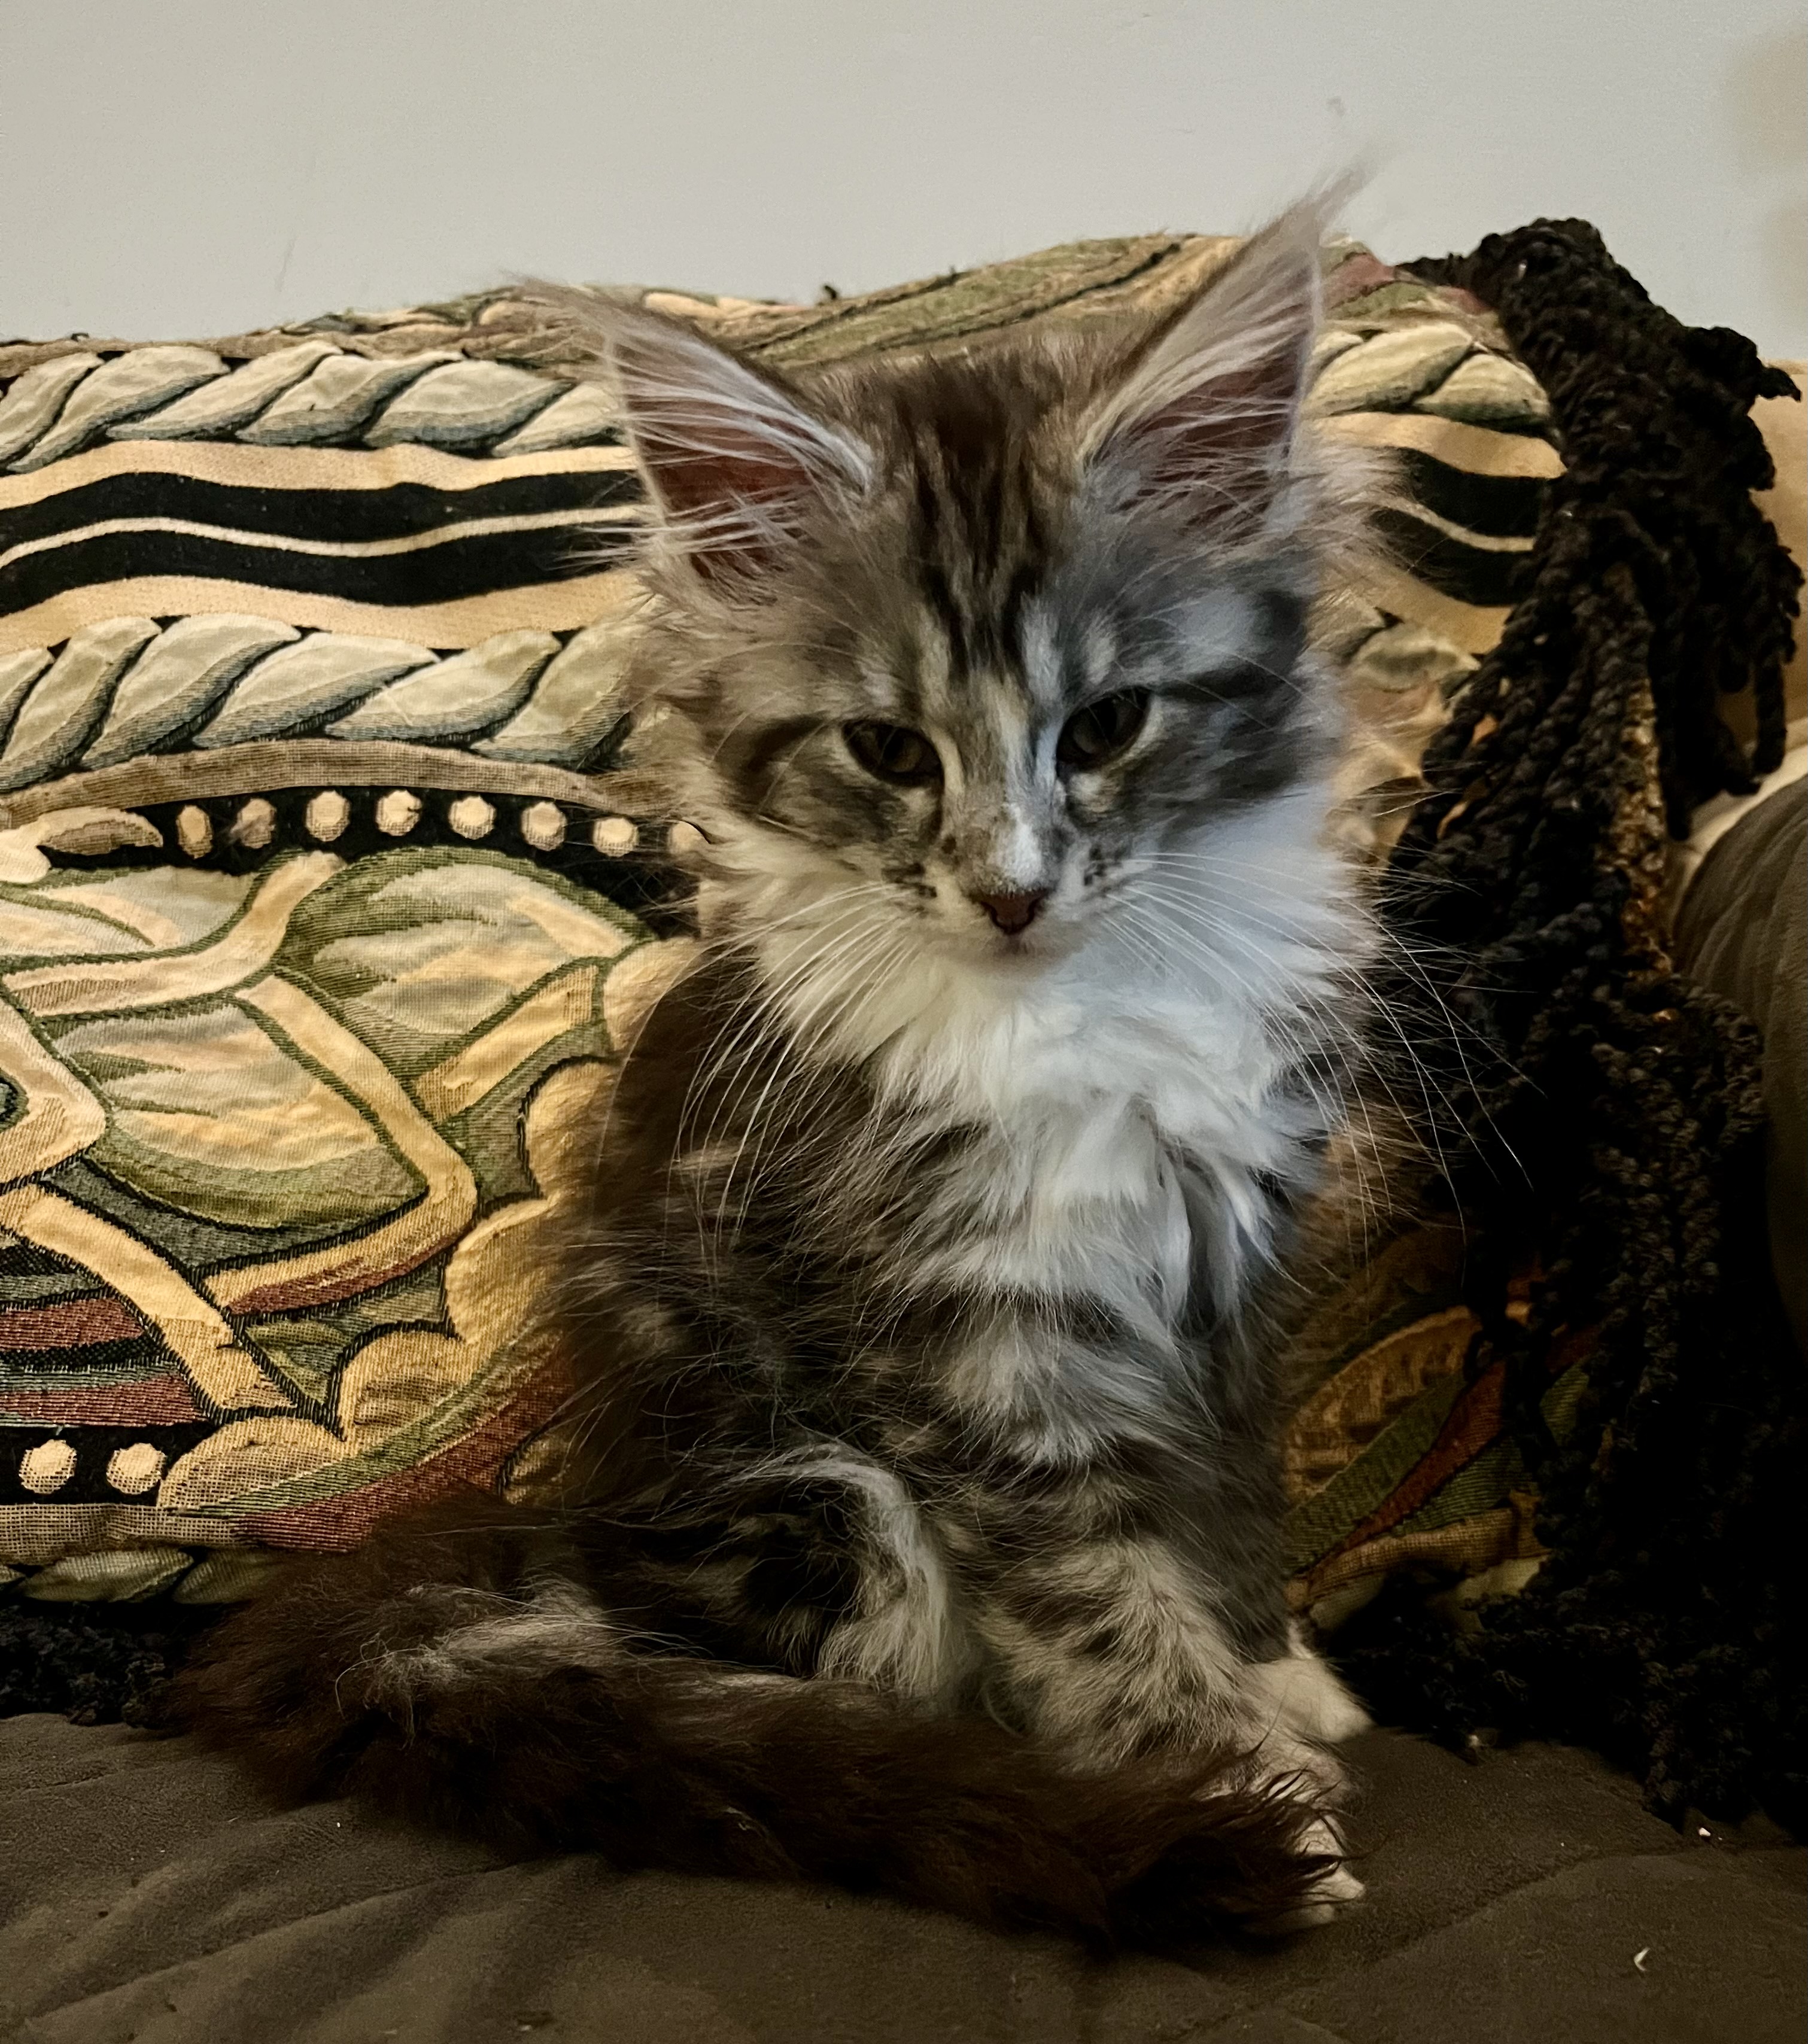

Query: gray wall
[[3, 0, 1803, 357]]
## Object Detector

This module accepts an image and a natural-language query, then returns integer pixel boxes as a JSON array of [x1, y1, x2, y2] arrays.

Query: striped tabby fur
[[182, 200, 1390, 1942]]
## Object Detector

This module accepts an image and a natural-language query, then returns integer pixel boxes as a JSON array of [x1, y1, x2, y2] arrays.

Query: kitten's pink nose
[[971, 888, 1049, 934]]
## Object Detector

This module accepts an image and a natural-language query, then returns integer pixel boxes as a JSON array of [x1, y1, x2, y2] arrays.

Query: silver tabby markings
[[183, 198, 1390, 1941]]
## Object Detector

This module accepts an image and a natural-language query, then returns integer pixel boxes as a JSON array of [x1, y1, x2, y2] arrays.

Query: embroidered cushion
[[0, 235, 1579, 1616]]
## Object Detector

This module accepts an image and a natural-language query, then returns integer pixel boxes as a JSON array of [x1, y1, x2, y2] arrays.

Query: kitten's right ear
[[521, 286, 872, 589]]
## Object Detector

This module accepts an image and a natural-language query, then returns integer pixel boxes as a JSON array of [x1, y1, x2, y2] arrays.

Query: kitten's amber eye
[[1056, 688, 1150, 769], [844, 721, 941, 786]]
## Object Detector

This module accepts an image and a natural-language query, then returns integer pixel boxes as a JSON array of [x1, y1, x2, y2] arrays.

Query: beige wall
[[2, 0, 1803, 357]]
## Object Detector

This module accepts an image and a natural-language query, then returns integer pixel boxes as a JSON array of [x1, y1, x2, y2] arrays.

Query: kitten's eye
[[1056, 688, 1150, 769], [844, 721, 941, 786]]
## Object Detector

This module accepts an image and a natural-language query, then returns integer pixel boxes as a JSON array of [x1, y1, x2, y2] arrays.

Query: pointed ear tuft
[[1081, 198, 1332, 538], [519, 285, 872, 589]]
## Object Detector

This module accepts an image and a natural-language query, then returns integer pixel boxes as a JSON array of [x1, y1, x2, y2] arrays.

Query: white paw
[[1242, 1626, 1372, 1748], [1249, 1817, 1366, 1935]]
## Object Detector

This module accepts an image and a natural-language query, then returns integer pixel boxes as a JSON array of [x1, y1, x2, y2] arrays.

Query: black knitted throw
[[1337, 219, 1805, 1829], [0, 1595, 217, 1727]]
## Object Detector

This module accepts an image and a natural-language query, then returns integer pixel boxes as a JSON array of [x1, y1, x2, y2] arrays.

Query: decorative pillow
[[0, 234, 1567, 1614]]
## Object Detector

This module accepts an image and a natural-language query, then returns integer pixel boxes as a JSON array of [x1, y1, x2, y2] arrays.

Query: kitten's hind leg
[[754, 1447, 979, 1705], [1240, 1621, 1372, 1754], [1233, 1625, 1371, 1931], [607, 1443, 979, 1704], [177, 1488, 1345, 1942]]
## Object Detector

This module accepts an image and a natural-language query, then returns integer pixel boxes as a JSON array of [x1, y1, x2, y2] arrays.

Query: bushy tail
[[175, 1498, 1336, 1945]]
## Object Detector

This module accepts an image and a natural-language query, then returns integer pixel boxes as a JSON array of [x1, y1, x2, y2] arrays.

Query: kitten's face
[[674, 469, 1326, 969], [572, 208, 1357, 990]]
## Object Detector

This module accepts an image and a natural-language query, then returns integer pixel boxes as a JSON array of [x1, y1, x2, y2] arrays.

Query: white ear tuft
[[1081, 196, 1335, 537], [521, 285, 872, 588]]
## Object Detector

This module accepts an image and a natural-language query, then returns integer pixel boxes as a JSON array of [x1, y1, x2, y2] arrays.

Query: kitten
[[180, 200, 1385, 1943]]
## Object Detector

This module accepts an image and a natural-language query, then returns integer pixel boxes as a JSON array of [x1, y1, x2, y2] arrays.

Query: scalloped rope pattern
[[0, 612, 643, 790], [0, 341, 620, 470], [0, 295, 1549, 474]]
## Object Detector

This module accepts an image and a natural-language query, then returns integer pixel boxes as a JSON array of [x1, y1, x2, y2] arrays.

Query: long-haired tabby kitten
[[181, 200, 1389, 1943]]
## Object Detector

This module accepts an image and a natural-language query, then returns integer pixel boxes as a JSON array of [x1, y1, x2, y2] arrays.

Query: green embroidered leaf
[[54, 1001, 421, 1230], [277, 848, 646, 1075], [0, 866, 253, 962]]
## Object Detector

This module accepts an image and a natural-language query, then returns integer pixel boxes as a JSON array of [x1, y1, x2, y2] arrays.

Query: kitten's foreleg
[[965, 1527, 1259, 1764], [961, 1520, 1365, 1924], [971, 1531, 1363, 1781]]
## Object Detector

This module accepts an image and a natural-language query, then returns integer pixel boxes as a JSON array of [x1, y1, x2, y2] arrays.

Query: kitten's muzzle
[[970, 889, 1049, 935]]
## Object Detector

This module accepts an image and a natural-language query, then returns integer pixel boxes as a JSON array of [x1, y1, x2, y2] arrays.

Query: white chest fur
[[895, 985, 1303, 1330], [727, 789, 1364, 1441], [910, 994, 1308, 1456]]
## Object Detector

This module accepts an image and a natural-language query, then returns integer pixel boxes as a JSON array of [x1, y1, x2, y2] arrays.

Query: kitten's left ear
[[1081, 198, 1329, 536]]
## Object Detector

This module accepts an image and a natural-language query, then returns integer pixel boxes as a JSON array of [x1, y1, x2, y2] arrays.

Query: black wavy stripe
[[0, 448, 1538, 618], [0, 465, 645, 552], [1, 452, 1534, 545], [0, 1336, 175, 1377], [1371, 506, 1536, 609], [1394, 448, 1550, 540], [0, 520, 640, 619]]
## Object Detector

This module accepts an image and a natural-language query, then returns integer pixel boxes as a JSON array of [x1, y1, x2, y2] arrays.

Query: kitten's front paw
[[1198, 1741, 1364, 1933], [1218, 1638, 1370, 1932]]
